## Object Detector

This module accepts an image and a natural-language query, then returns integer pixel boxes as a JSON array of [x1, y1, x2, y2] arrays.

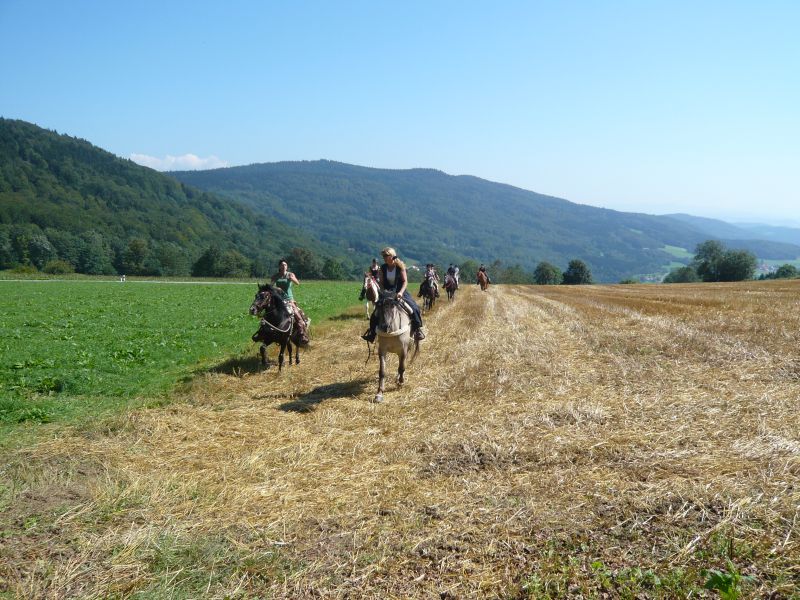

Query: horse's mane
[[257, 283, 289, 308]]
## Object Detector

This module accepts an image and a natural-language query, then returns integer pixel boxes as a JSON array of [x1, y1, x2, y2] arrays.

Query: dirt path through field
[[3, 282, 798, 598]]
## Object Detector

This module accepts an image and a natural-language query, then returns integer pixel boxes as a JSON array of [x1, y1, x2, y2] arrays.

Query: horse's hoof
[[373, 394, 383, 404]]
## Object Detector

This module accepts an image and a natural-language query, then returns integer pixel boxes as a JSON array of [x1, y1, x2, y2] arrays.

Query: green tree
[[287, 247, 323, 279], [79, 230, 115, 274], [459, 259, 479, 282], [774, 263, 799, 279], [533, 261, 562, 285], [717, 249, 757, 281], [693, 240, 725, 282], [502, 264, 534, 284], [562, 259, 593, 285], [663, 265, 699, 283], [43, 259, 75, 274], [122, 238, 149, 275], [218, 249, 251, 277], [322, 257, 347, 280], [192, 245, 223, 277], [0, 227, 15, 268]]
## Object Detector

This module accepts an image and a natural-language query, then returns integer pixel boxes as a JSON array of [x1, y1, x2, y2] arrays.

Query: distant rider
[[420, 263, 440, 298], [360, 258, 381, 301]]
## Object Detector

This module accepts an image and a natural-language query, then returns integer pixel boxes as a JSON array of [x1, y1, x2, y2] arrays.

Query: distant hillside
[[173, 161, 799, 281], [667, 213, 800, 255], [0, 119, 328, 276], [735, 223, 800, 246]]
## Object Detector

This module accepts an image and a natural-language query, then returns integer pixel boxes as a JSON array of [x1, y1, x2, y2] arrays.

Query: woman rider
[[361, 247, 425, 342], [271, 259, 310, 343]]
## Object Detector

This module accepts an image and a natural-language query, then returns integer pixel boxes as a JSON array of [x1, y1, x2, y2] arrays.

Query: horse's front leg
[[287, 340, 293, 366], [294, 342, 300, 365], [260, 344, 270, 369], [375, 350, 386, 403], [278, 340, 286, 371]]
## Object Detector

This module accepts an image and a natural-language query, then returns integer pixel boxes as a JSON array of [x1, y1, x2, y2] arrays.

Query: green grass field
[[0, 280, 360, 431]]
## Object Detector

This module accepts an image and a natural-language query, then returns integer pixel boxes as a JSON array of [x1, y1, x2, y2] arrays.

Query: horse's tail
[[409, 336, 421, 365]]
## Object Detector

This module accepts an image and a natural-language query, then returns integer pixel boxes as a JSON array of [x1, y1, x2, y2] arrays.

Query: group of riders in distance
[[248, 250, 491, 378]]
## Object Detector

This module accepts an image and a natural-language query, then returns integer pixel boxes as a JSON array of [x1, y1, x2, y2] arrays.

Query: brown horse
[[373, 290, 419, 403], [477, 270, 489, 291], [419, 278, 436, 312], [361, 272, 380, 317], [444, 273, 457, 301]]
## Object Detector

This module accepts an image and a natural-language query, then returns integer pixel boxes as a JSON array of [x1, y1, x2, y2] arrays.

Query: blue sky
[[1, 1, 798, 223]]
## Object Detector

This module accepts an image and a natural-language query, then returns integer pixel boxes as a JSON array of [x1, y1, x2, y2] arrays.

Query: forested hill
[[0, 119, 326, 276], [172, 160, 800, 282]]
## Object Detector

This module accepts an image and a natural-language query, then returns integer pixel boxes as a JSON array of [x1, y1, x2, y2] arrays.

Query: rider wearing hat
[[361, 247, 425, 343]]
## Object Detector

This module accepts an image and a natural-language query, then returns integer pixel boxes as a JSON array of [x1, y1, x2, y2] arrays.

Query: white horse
[[368, 288, 420, 403]]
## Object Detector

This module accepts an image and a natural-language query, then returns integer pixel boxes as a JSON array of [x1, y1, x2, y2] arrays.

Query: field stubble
[[1, 281, 799, 598]]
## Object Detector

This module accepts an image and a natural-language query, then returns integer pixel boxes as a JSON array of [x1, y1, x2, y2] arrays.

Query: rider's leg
[[402, 292, 425, 340], [361, 308, 378, 342]]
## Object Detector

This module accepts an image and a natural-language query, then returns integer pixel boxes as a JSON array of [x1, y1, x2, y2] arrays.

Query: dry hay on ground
[[1, 281, 799, 598]]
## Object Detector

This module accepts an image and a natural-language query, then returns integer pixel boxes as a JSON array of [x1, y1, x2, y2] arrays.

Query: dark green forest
[[0, 119, 345, 277], [173, 161, 800, 282]]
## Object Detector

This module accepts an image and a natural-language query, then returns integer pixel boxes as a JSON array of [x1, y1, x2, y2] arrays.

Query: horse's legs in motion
[[375, 350, 387, 403], [287, 341, 293, 366], [294, 342, 300, 365]]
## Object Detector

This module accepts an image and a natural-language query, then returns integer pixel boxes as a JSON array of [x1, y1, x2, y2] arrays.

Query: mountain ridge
[[173, 160, 800, 281]]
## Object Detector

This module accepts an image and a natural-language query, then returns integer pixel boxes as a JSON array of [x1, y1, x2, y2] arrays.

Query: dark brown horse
[[419, 278, 436, 312], [249, 284, 306, 370]]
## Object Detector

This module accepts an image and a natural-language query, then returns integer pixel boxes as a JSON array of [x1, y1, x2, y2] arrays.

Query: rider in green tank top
[[271, 259, 309, 341]]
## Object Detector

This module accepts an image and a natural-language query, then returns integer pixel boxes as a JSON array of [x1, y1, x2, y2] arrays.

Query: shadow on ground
[[279, 378, 371, 413], [209, 354, 263, 376], [328, 310, 368, 322]]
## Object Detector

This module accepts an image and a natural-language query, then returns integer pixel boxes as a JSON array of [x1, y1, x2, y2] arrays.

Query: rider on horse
[[271, 259, 310, 343], [447, 264, 460, 288], [359, 258, 381, 301], [419, 263, 440, 299], [478, 264, 491, 284], [362, 247, 425, 343]]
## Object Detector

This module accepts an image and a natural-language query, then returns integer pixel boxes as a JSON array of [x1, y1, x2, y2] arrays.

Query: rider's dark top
[[380, 263, 404, 293]]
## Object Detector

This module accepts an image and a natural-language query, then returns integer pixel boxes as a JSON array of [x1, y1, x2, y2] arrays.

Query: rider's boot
[[361, 329, 376, 343]]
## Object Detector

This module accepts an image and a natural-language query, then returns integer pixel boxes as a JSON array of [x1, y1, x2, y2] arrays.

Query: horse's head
[[250, 284, 275, 316]]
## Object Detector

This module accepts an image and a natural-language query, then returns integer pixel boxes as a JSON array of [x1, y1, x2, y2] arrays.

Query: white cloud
[[129, 153, 229, 171]]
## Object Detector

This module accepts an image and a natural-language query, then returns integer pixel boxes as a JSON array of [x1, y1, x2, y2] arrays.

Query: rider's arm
[[288, 272, 300, 285], [397, 267, 407, 298]]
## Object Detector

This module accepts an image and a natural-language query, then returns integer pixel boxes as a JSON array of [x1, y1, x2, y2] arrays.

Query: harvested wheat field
[[2, 281, 799, 598]]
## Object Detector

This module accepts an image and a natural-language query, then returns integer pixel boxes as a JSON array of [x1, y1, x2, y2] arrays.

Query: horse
[[419, 278, 436, 312], [361, 272, 380, 318], [249, 284, 306, 370], [444, 274, 457, 301], [373, 289, 419, 403], [477, 270, 489, 291]]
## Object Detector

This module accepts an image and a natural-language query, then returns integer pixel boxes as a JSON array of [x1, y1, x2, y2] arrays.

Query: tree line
[[0, 223, 354, 280], [662, 240, 797, 283]]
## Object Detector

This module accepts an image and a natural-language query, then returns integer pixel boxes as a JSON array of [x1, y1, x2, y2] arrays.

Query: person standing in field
[[271, 259, 310, 343], [361, 247, 425, 342]]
